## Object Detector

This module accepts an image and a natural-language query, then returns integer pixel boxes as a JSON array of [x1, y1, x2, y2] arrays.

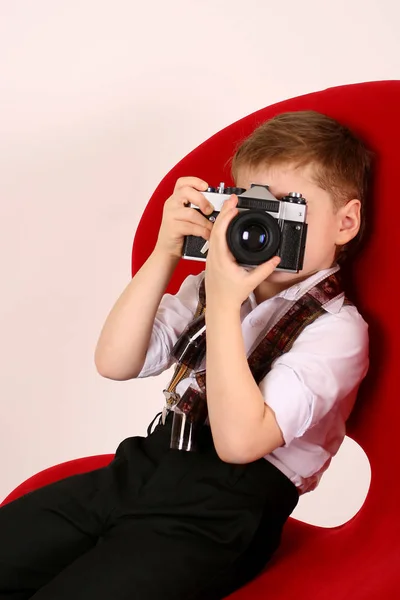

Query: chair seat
[[0, 455, 114, 506]]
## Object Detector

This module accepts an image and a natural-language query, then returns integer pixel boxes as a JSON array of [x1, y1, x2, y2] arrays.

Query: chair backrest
[[131, 82, 400, 597]]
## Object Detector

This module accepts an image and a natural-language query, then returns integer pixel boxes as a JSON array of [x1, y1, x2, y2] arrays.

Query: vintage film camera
[[182, 183, 308, 272]]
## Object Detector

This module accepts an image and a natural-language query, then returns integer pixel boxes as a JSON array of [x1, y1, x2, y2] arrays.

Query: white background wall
[[1, 0, 397, 522]]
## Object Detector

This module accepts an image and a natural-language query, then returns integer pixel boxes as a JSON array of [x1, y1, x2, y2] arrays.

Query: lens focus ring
[[226, 210, 281, 265]]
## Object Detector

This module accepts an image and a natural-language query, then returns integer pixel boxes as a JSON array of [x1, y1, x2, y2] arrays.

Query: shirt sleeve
[[259, 306, 369, 447], [136, 272, 204, 378]]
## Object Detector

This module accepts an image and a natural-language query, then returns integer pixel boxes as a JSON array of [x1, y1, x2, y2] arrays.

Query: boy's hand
[[205, 195, 280, 308], [154, 177, 215, 259]]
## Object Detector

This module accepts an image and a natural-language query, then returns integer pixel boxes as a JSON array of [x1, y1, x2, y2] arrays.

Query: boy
[[0, 111, 371, 599]]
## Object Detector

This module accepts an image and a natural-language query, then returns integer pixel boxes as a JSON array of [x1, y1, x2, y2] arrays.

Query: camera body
[[182, 183, 308, 272]]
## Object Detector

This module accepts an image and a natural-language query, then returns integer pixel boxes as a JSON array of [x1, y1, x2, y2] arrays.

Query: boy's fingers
[[213, 206, 238, 238], [221, 195, 238, 212], [176, 187, 214, 216], [248, 256, 281, 285], [174, 177, 208, 192], [176, 206, 214, 231]]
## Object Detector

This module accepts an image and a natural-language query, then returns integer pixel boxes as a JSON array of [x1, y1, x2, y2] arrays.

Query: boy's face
[[235, 162, 360, 288]]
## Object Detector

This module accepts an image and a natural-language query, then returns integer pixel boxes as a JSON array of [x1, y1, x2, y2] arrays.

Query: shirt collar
[[249, 265, 345, 314]]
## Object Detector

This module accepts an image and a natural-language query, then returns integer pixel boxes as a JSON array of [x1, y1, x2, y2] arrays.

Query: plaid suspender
[[163, 271, 350, 412]]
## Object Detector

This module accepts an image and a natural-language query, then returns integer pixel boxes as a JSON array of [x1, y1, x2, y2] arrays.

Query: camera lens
[[240, 224, 268, 252], [227, 210, 281, 265]]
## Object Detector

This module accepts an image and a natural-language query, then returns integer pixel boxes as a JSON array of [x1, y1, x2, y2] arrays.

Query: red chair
[[2, 81, 399, 598]]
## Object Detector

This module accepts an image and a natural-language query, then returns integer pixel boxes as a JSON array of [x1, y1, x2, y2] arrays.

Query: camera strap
[[162, 269, 351, 420], [161, 282, 207, 423]]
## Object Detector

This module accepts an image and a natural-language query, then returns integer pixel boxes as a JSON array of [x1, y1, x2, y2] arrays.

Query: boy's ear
[[335, 199, 361, 246]]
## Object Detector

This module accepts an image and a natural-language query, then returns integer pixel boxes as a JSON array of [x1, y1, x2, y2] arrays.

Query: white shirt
[[138, 266, 369, 494]]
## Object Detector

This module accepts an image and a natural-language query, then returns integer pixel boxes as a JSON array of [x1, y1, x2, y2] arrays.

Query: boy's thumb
[[249, 256, 281, 286]]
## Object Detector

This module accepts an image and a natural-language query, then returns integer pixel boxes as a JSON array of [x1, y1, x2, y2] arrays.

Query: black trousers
[[0, 414, 298, 599]]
